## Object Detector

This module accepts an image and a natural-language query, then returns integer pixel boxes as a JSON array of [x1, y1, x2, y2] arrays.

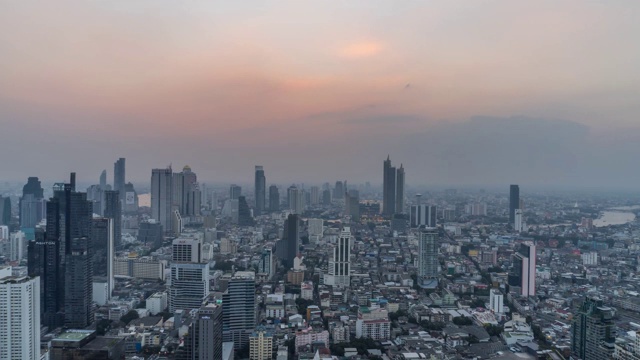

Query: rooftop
[[54, 330, 95, 342]]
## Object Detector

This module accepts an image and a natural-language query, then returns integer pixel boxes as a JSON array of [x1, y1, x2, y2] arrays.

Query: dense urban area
[[1, 157, 640, 360]]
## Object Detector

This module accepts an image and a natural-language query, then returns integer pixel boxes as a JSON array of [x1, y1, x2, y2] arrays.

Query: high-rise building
[[249, 326, 274, 360], [345, 190, 360, 220], [324, 227, 351, 287], [194, 304, 223, 360], [514, 209, 523, 232], [103, 190, 122, 248], [99, 170, 107, 190], [170, 237, 207, 312], [222, 271, 256, 350], [19, 177, 45, 230], [396, 164, 405, 214], [509, 184, 520, 224], [254, 166, 266, 215], [309, 186, 319, 205], [410, 205, 437, 228], [268, 185, 279, 212], [123, 182, 139, 214], [571, 297, 616, 360], [0, 196, 11, 226], [172, 237, 202, 263], [238, 196, 255, 226], [151, 167, 173, 233], [28, 174, 93, 328], [174, 166, 201, 217], [508, 242, 536, 297], [275, 214, 300, 269], [287, 185, 304, 214], [229, 185, 242, 200], [417, 227, 439, 289], [114, 158, 126, 203], [322, 188, 331, 205], [383, 156, 397, 216], [333, 181, 345, 200], [91, 217, 115, 299], [258, 248, 275, 280], [0, 275, 41, 360]]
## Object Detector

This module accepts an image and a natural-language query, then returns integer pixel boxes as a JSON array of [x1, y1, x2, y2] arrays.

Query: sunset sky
[[1, 1, 640, 188]]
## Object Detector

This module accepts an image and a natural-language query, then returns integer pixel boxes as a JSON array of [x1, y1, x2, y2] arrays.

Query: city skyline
[[1, 2, 640, 188]]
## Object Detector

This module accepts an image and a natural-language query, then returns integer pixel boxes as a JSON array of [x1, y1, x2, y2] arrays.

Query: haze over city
[[2, 1, 640, 188]]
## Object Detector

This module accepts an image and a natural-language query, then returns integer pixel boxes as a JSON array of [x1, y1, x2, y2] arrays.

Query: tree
[[96, 319, 112, 335], [471, 298, 485, 308], [485, 324, 503, 337], [158, 311, 172, 321], [295, 298, 315, 315], [120, 310, 139, 325]]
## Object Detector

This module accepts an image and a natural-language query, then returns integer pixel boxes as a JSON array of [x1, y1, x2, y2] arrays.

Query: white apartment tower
[[324, 227, 351, 287], [0, 276, 41, 360], [418, 227, 439, 288]]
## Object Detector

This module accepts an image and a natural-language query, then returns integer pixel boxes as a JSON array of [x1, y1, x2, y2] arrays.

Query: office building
[[223, 271, 256, 350], [345, 190, 360, 220], [139, 219, 163, 249], [114, 158, 126, 203], [0, 276, 40, 360], [174, 165, 201, 217], [269, 185, 279, 212], [0, 196, 11, 226], [250, 326, 273, 360], [172, 237, 202, 263], [489, 289, 504, 314], [103, 190, 122, 248], [514, 209, 523, 232], [508, 242, 536, 297], [396, 164, 405, 214], [322, 188, 331, 205], [333, 181, 345, 200], [287, 185, 304, 214], [65, 235, 94, 328], [324, 227, 351, 287], [169, 262, 209, 312], [258, 248, 275, 280], [572, 297, 616, 360], [194, 304, 223, 360], [99, 170, 107, 190], [113, 257, 165, 280], [10, 230, 27, 262], [123, 182, 139, 214], [91, 217, 114, 299], [146, 292, 167, 315], [254, 166, 266, 215], [417, 227, 439, 289], [230, 184, 242, 200], [151, 167, 173, 233], [20, 177, 45, 230], [411, 205, 437, 228], [383, 156, 396, 216], [275, 214, 300, 269], [309, 186, 319, 205], [509, 184, 520, 224], [238, 196, 255, 226]]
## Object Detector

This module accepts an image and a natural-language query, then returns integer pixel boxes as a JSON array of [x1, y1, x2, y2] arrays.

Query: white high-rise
[[0, 276, 41, 360], [514, 209, 523, 232], [324, 227, 351, 286], [489, 289, 504, 314]]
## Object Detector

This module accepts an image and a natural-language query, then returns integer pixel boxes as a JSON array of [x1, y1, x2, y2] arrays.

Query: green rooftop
[[54, 330, 95, 342]]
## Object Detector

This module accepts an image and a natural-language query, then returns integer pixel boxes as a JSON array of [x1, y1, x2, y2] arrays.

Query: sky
[[1, 1, 640, 189]]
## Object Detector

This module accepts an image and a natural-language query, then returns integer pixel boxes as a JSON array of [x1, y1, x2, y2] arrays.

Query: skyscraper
[[0, 196, 11, 226], [123, 182, 139, 214], [114, 158, 126, 203], [383, 156, 397, 216], [310, 186, 319, 205], [345, 190, 360, 220], [194, 304, 223, 360], [254, 166, 266, 215], [514, 209, 523, 232], [276, 214, 300, 269], [287, 185, 304, 214], [509, 184, 520, 224], [0, 275, 41, 360], [65, 235, 94, 328], [174, 166, 200, 217], [396, 164, 405, 214], [139, 219, 163, 250], [324, 227, 351, 286], [417, 227, 439, 289], [229, 184, 242, 200], [169, 237, 208, 312], [19, 177, 45, 230], [269, 185, 279, 212], [322, 188, 331, 205], [91, 217, 115, 300], [410, 205, 437, 228], [151, 167, 173, 233], [571, 297, 616, 360], [238, 196, 255, 226], [222, 271, 256, 350], [99, 170, 107, 190], [103, 190, 121, 249], [508, 242, 536, 297]]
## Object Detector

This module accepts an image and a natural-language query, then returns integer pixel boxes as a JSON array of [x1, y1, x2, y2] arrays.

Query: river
[[593, 210, 637, 227]]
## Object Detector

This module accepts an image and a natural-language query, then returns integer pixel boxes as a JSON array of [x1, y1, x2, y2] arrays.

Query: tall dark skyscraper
[[229, 184, 242, 200], [28, 173, 93, 328], [322, 188, 331, 205], [509, 184, 520, 223], [571, 297, 615, 360], [333, 181, 345, 200], [114, 158, 126, 203], [194, 304, 223, 359], [396, 164, 405, 214], [237, 196, 255, 226], [222, 272, 256, 350], [0, 196, 11, 226], [20, 177, 46, 229], [100, 170, 107, 190], [276, 214, 300, 268], [174, 166, 200, 217], [254, 166, 266, 215], [91, 217, 114, 297], [269, 185, 279, 212], [383, 155, 397, 216], [151, 167, 173, 233], [103, 190, 122, 249]]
